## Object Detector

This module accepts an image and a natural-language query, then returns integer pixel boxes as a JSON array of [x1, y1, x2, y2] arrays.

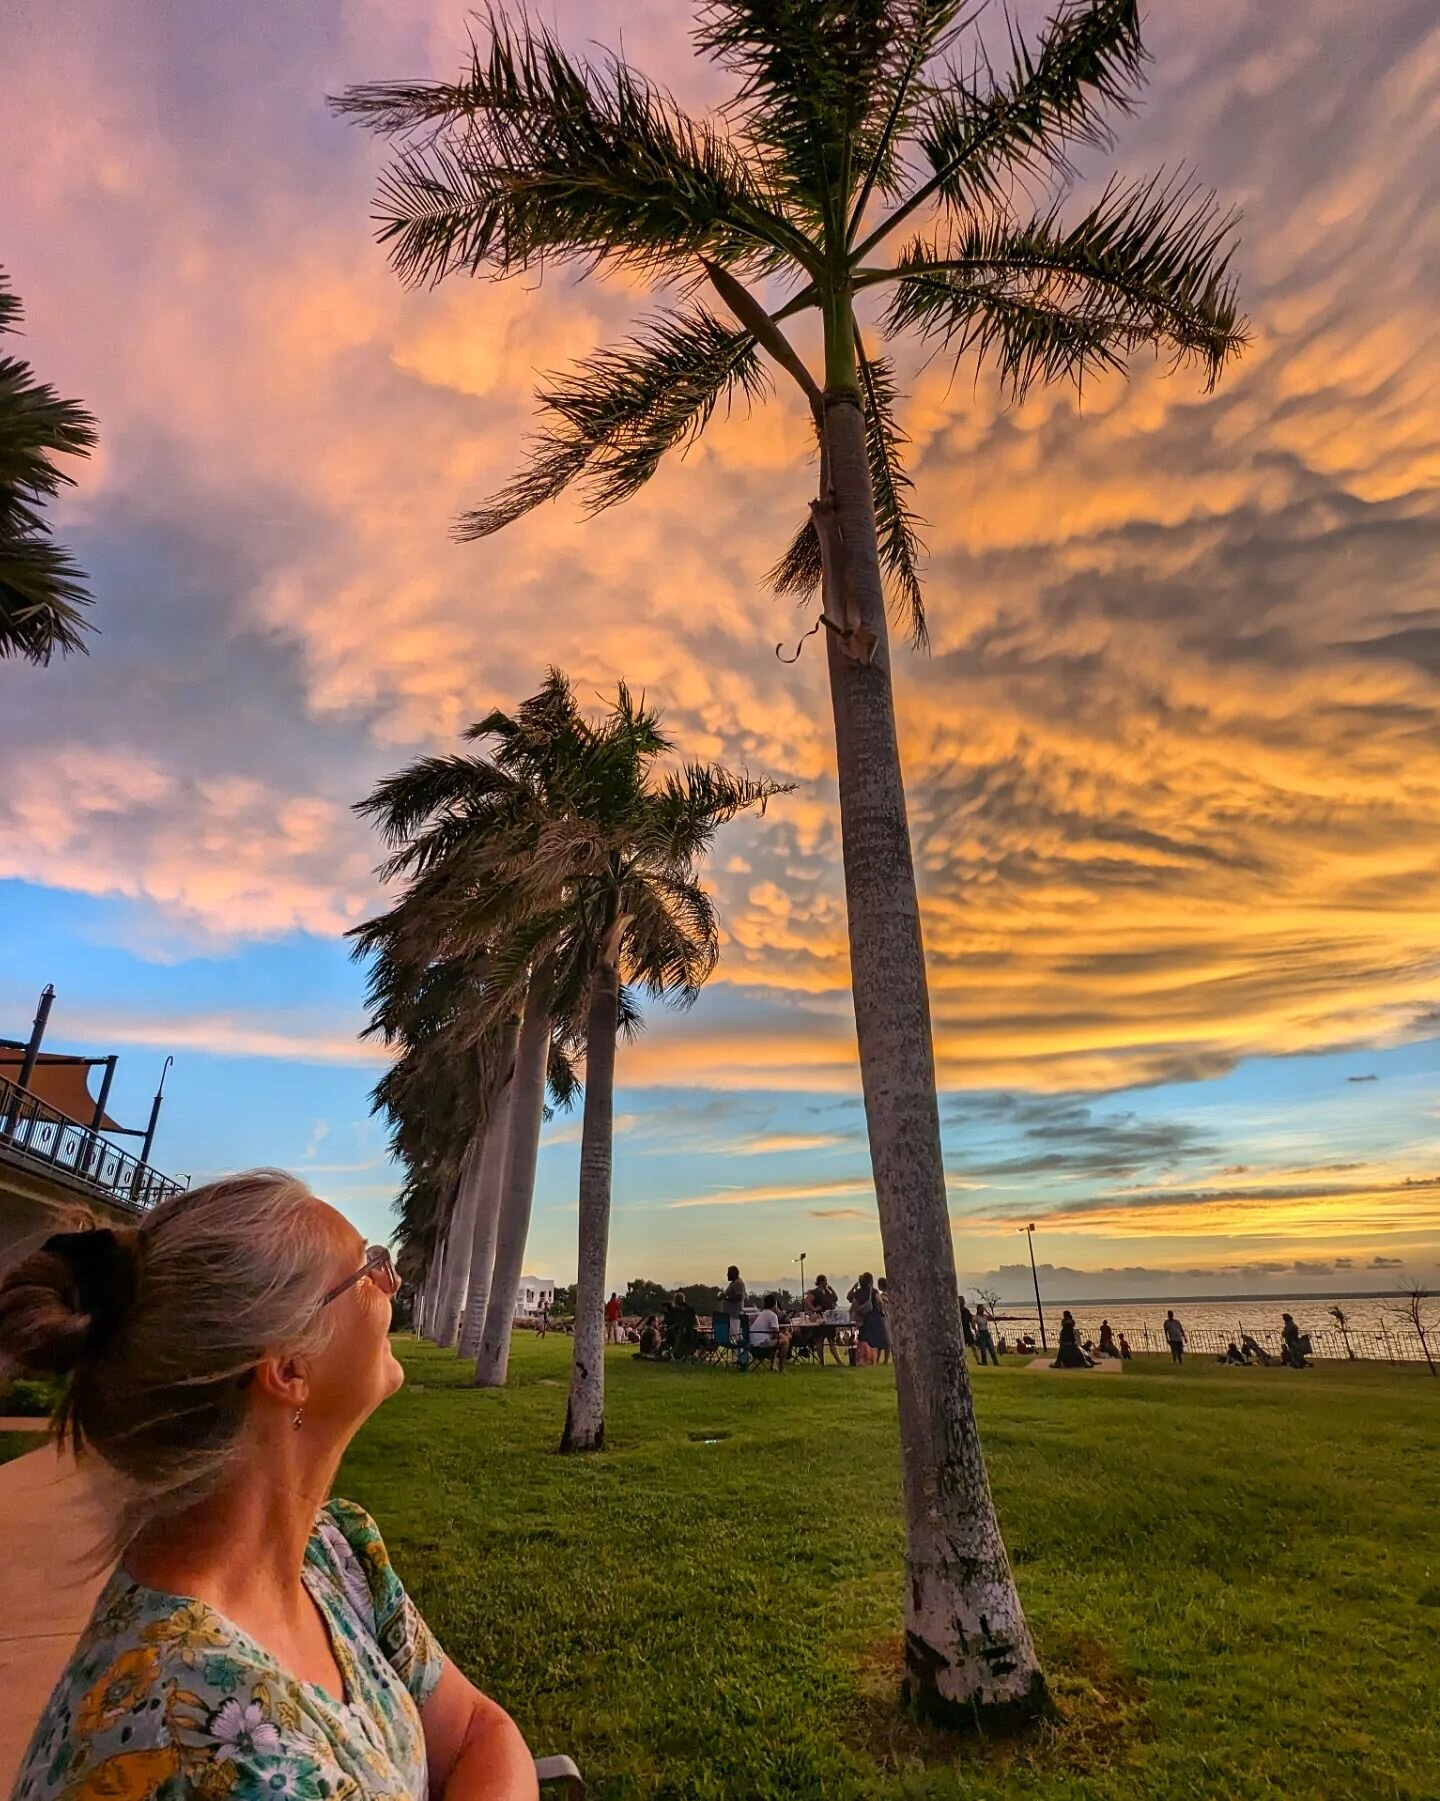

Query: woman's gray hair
[[0, 1170, 343, 1562]]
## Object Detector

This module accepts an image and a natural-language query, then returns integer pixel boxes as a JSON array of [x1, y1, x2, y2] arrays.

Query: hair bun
[[0, 1228, 137, 1376]]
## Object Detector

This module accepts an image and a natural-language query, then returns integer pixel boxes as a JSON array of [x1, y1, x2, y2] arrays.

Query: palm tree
[[511, 682, 782, 1451], [0, 268, 97, 662], [363, 955, 497, 1342], [352, 812, 582, 1357], [357, 674, 779, 1411], [336, 0, 1246, 1725]]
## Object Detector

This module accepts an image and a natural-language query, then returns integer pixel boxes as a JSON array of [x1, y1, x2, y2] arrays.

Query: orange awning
[[0, 1048, 124, 1132]]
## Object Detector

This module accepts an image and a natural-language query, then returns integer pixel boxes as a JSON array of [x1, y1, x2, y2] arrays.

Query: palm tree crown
[[356, 669, 785, 1018], [335, 0, 1247, 649], [0, 267, 98, 663]]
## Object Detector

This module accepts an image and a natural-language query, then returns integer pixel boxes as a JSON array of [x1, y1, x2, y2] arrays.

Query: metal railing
[[0, 1073, 186, 1212], [994, 1315, 1436, 1366]]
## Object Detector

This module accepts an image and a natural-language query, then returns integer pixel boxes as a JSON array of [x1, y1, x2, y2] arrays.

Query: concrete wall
[[0, 1157, 133, 1271]]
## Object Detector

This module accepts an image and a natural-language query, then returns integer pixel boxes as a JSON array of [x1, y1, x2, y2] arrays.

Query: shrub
[[3, 1374, 64, 1417]]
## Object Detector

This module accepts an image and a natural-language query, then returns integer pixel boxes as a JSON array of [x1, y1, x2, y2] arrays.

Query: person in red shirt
[[604, 1292, 623, 1344]]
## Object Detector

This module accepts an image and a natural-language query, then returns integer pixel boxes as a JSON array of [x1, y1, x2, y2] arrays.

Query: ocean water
[[980, 1293, 1435, 1363]]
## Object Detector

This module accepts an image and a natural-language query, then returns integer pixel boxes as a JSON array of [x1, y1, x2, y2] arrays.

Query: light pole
[[794, 1251, 806, 1306], [138, 1056, 173, 1170], [1023, 1223, 1047, 1351]]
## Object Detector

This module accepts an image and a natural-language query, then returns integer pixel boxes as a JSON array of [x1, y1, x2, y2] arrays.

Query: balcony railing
[[0, 1072, 187, 1212]]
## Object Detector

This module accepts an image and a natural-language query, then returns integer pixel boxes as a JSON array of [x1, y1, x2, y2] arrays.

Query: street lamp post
[[1023, 1224, 1047, 1351], [134, 1056, 174, 1201], [794, 1251, 806, 1306]]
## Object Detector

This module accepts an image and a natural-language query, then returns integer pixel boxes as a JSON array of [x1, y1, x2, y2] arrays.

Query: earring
[[292, 1408, 304, 1431]]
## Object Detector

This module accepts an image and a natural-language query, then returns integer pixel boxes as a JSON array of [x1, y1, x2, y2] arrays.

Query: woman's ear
[[251, 1352, 310, 1411]]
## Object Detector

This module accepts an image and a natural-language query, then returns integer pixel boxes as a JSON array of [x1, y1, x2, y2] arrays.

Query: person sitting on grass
[[1118, 1332, 1133, 1361], [636, 1315, 661, 1358], [1222, 1340, 1249, 1365], [747, 1294, 788, 1371], [662, 1290, 698, 1361], [1052, 1309, 1094, 1368], [0, 1170, 539, 1801], [1241, 1332, 1275, 1367], [1280, 1313, 1310, 1368]]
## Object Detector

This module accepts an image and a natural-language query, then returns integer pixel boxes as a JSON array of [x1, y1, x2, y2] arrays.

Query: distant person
[[662, 1290, 698, 1360], [1118, 1332, 1133, 1362], [538, 1296, 550, 1338], [1223, 1340, 1248, 1366], [637, 1315, 661, 1357], [723, 1265, 749, 1368], [1241, 1331, 1274, 1367], [1281, 1313, 1309, 1369], [849, 1273, 882, 1365], [803, 1275, 845, 1366], [604, 1291, 623, 1344], [961, 1299, 976, 1358], [748, 1293, 788, 1370], [1052, 1309, 1093, 1368], [973, 1303, 1000, 1367], [1163, 1310, 1186, 1365], [875, 1277, 893, 1365], [806, 1274, 838, 1317], [1098, 1320, 1118, 1359]]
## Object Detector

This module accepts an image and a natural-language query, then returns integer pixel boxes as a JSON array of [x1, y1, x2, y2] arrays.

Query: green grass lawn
[[340, 1336, 1440, 1800]]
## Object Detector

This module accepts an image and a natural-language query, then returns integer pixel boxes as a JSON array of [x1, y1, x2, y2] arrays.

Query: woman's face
[[303, 1206, 405, 1442]]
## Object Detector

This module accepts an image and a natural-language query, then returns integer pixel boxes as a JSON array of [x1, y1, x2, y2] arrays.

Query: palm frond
[[768, 512, 824, 602], [335, 9, 807, 284], [882, 175, 1246, 397], [0, 272, 20, 336], [0, 275, 98, 664], [458, 306, 767, 538], [847, 0, 973, 236], [353, 753, 520, 845], [859, 0, 1145, 254], [694, 0, 897, 232], [640, 762, 790, 869], [857, 344, 928, 649]]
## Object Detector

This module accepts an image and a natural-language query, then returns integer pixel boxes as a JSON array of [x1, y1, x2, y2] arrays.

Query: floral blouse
[[14, 1499, 446, 1801]]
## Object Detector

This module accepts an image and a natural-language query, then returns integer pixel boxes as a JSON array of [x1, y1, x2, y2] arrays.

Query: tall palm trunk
[[434, 1117, 485, 1348], [420, 1231, 447, 1341], [820, 318, 1049, 1728], [446, 1022, 522, 1354], [561, 920, 623, 1452], [473, 970, 552, 1387], [457, 1025, 519, 1357]]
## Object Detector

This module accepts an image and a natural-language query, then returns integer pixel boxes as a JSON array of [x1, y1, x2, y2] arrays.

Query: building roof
[[0, 1045, 123, 1132]]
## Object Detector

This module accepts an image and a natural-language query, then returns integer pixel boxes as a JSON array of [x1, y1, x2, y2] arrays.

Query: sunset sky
[[2, 0, 1436, 1298]]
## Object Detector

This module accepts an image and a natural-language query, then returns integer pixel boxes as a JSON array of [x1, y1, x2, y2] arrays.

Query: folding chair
[[536, 1755, 585, 1795]]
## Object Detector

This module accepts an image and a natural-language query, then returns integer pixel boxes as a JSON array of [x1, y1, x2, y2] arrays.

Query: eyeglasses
[[323, 1244, 401, 1308]]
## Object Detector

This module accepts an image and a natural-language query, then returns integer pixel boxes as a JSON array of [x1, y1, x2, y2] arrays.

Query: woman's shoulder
[[307, 1498, 409, 1633], [15, 1577, 264, 1801]]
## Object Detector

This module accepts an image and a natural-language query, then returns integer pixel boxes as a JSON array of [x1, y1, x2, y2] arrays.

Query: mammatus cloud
[[1, 1, 1438, 1249]]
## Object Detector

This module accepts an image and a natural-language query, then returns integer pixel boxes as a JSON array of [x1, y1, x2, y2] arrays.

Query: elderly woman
[[0, 1171, 538, 1801]]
